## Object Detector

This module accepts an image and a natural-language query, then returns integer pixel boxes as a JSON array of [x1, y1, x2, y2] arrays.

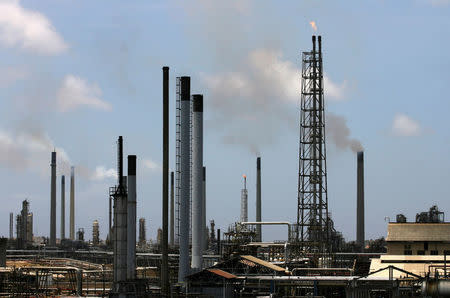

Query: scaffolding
[[296, 35, 331, 257]]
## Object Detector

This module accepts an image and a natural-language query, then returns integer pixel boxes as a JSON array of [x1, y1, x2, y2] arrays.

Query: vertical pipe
[[192, 94, 203, 270], [70, 166, 75, 240], [356, 151, 365, 251], [50, 151, 56, 246], [256, 157, 262, 242], [61, 175, 65, 240], [202, 166, 207, 250], [217, 228, 221, 256], [240, 176, 248, 223], [178, 76, 191, 282], [170, 171, 175, 246], [9, 213, 13, 240], [162, 66, 170, 294], [127, 155, 137, 279]]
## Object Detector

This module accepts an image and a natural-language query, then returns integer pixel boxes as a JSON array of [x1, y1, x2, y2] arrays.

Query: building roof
[[241, 255, 286, 272], [206, 269, 237, 279], [386, 223, 450, 242]]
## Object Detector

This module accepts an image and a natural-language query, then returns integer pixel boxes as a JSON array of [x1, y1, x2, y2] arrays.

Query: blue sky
[[0, 0, 449, 243]]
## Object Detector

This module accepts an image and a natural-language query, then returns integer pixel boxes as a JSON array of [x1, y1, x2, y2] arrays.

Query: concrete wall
[[387, 241, 450, 255]]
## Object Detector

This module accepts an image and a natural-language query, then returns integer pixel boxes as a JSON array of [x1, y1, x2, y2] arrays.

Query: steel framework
[[296, 35, 330, 255]]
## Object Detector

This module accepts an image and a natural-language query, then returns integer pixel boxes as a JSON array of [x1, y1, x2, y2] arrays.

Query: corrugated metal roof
[[241, 255, 286, 272], [387, 223, 450, 242], [207, 269, 237, 279]]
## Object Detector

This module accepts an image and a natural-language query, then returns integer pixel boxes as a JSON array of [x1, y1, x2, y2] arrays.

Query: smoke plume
[[326, 113, 364, 152]]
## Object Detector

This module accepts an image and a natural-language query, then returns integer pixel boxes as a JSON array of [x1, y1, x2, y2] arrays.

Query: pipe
[[127, 155, 137, 279], [61, 175, 65, 240], [356, 151, 364, 251], [240, 176, 248, 222], [70, 166, 75, 240], [50, 151, 56, 247], [161, 66, 170, 294], [170, 171, 174, 246], [178, 76, 191, 282], [422, 280, 450, 297], [191, 94, 204, 271], [256, 157, 261, 242]]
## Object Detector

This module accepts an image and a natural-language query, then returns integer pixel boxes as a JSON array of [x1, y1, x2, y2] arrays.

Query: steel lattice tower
[[297, 35, 330, 255]]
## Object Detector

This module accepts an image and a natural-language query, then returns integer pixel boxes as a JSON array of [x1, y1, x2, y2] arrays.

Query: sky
[[0, 0, 449, 243]]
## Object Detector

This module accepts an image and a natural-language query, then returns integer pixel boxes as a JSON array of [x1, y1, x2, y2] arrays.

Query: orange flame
[[243, 174, 247, 179], [309, 21, 317, 32]]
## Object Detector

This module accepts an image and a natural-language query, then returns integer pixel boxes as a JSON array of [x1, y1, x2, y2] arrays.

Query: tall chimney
[[178, 76, 191, 282], [50, 151, 56, 246], [192, 94, 204, 271], [170, 171, 175, 246], [127, 155, 137, 279], [113, 136, 128, 284], [256, 157, 262, 242], [9, 213, 13, 240], [70, 166, 75, 240], [356, 151, 365, 251], [61, 175, 65, 240], [240, 175, 248, 222], [161, 66, 170, 294]]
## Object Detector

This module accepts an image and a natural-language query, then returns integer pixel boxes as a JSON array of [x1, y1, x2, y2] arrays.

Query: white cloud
[[143, 159, 161, 172], [391, 113, 422, 137], [57, 75, 112, 112], [0, 0, 68, 55], [92, 166, 117, 181], [203, 48, 348, 104]]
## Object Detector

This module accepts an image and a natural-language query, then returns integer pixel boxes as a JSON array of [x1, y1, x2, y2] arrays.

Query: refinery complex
[[0, 35, 448, 298]]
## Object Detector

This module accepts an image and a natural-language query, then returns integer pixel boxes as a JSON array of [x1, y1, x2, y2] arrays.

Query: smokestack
[[127, 155, 137, 279], [178, 76, 191, 282], [113, 136, 128, 284], [356, 151, 365, 251], [240, 175, 248, 222], [50, 151, 56, 246], [92, 220, 99, 246], [217, 228, 221, 255], [61, 175, 65, 240], [139, 218, 146, 245], [202, 167, 207, 250], [161, 66, 170, 294], [192, 94, 204, 271], [70, 166, 75, 240], [256, 157, 262, 242], [9, 213, 13, 240], [170, 171, 174, 246]]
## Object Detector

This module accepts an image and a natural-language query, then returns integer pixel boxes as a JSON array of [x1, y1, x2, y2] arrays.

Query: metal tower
[[297, 35, 330, 255]]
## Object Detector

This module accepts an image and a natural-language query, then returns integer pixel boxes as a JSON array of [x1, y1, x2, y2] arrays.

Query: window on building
[[430, 250, 439, 255], [417, 250, 425, 255], [424, 242, 429, 251], [404, 250, 412, 255], [444, 250, 450, 256], [404, 244, 412, 250]]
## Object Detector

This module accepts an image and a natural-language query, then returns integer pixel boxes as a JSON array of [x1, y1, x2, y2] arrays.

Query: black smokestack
[[117, 136, 123, 189], [256, 157, 261, 242], [356, 151, 365, 251], [161, 66, 169, 295]]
